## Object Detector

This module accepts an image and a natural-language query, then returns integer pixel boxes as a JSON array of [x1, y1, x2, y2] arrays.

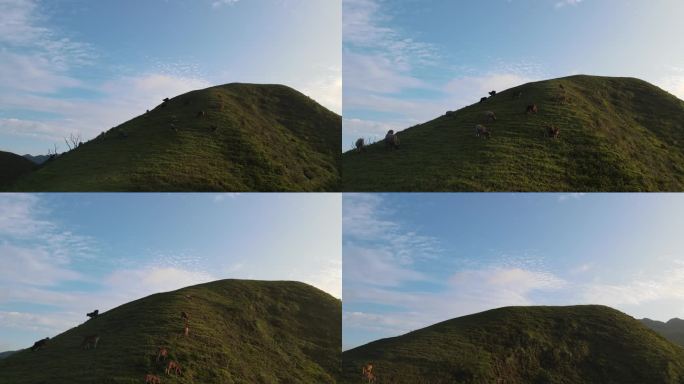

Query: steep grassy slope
[[642, 318, 684, 348], [0, 279, 341, 384], [342, 305, 684, 384], [7, 83, 341, 191], [343, 75, 684, 191], [0, 150, 36, 187]]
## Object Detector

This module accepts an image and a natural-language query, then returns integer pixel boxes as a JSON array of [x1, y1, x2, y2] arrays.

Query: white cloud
[[555, 0, 583, 8], [211, 0, 240, 8], [557, 192, 586, 202]]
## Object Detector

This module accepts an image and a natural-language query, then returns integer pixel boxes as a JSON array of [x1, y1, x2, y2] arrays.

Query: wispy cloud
[[557, 192, 586, 202], [555, 0, 583, 8], [211, 0, 240, 8]]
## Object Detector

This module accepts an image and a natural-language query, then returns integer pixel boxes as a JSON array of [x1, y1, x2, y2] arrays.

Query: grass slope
[[8, 83, 341, 191], [342, 75, 684, 191], [0, 150, 36, 187], [642, 318, 684, 348], [0, 279, 341, 384], [342, 305, 684, 384]]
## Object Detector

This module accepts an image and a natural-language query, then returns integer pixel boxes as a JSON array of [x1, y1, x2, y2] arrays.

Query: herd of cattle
[[354, 88, 561, 152], [29, 306, 193, 383]]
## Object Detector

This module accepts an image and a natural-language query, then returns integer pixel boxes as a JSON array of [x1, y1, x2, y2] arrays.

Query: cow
[[81, 334, 100, 350], [166, 360, 182, 376], [355, 138, 365, 152], [489, 90, 497, 97], [475, 124, 491, 139], [145, 374, 161, 384], [483, 111, 497, 122], [163, 98, 170, 103], [384, 130, 400, 149], [181, 311, 189, 322], [526, 104, 538, 114], [86, 310, 99, 320], [30, 337, 49, 351], [479, 97, 488, 104], [156, 347, 169, 362], [362, 363, 375, 383], [545, 125, 560, 139]]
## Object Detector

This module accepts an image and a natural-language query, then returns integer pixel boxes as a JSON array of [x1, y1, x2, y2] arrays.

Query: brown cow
[[545, 125, 560, 139], [483, 111, 497, 122], [166, 360, 182, 376], [81, 334, 100, 349], [526, 104, 538, 114], [362, 363, 375, 383], [145, 374, 161, 384], [475, 124, 491, 139], [156, 347, 168, 362]]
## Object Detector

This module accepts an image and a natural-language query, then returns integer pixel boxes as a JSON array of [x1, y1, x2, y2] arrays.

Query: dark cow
[[475, 124, 491, 139], [181, 311, 189, 321], [163, 98, 170, 102], [526, 104, 538, 114], [30, 337, 49, 351], [479, 97, 488, 104], [384, 130, 400, 149], [545, 125, 560, 139], [355, 138, 365, 152], [86, 310, 99, 320], [81, 334, 100, 349], [489, 90, 497, 97]]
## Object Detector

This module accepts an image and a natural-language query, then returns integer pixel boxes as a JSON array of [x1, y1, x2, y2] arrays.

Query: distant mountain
[[0, 279, 341, 383], [22, 154, 50, 165], [0, 151, 36, 187], [342, 305, 684, 383], [5, 83, 341, 191], [0, 351, 18, 360], [641, 317, 684, 347], [343, 75, 684, 191]]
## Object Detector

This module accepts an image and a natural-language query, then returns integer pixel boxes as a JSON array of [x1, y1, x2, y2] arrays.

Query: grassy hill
[[342, 75, 684, 191], [6, 83, 341, 191], [0, 150, 36, 187], [342, 305, 684, 384], [0, 279, 341, 384], [642, 318, 684, 348]]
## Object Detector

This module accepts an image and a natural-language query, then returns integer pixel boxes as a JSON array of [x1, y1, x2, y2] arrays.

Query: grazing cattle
[[475, 124, 490, 139], [145, 374, 161, 384], [384, 130, 400, 149], [31, 337, 49, 351], [196, 110, 206, 118], [545, 125, 560, 139], [526, 104, 538, 114], [81, 334, 100, 350], [181, 311, 189, 321], [362, 363, 375, 383], [166, 360, 182, 376], [156, 347, 168, 362], [355, 138, 365, 152], [479, 97, 488, 104], [86, 310, 99, 320], [489, 90, 497, 97], [483, 111, 497, 122]]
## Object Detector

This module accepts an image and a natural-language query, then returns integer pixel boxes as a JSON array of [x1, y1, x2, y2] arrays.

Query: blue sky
[[0, 0, 341, 155], [343, 193, 684, 350], [0, 193, 341, 351], [342, 0, 684, 150]]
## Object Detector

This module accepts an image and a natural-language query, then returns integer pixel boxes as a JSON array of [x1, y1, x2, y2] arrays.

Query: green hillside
[[6, 83, 341, 192], [342, 305, 684, 384], [342, 75, 684, 191], [0, 150, 36, 187], [642, 318, 684, 348], [0, 279, 341, 384]]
